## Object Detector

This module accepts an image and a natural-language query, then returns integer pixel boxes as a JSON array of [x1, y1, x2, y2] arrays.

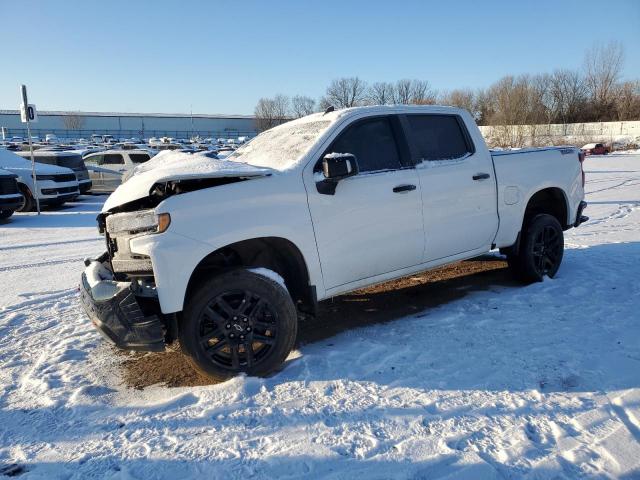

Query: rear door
[[84, 154, 104, 189], [100, 153, 126, 191], [403, 114, 498, 261], [305, 115, 424, 290]]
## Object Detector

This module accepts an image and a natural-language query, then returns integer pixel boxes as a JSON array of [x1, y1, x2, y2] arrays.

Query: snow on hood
[[0, 148, 75, 175], [103, 150, 274, 211]]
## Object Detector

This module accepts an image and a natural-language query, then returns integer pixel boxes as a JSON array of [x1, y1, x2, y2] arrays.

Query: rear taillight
[[578, 151, 585, 187]]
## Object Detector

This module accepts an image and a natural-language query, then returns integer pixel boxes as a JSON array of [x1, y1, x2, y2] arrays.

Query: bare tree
[[367, 82, 394, 105], [290, 95, 315, 118], [548, 69, 587, 124], [584, 41, 624, 120], [440, 88, 475, 113], [391, 79, 436, 104], [409, 80, 436, 104], [254, 95, 290, 132], [273, 94, 290, 119], [63, 113, 85, 131], [474, 88, 494, 125], [392, 79, 413, 104], [615, 80, 640, 121], [324, 77, 368, 108]]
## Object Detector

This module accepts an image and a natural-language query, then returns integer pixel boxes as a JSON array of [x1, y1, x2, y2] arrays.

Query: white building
[[0, 110, 257, 140]]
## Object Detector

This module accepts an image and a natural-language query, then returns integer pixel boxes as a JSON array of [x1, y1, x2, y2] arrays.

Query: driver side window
[[328, 117, 402, 173]]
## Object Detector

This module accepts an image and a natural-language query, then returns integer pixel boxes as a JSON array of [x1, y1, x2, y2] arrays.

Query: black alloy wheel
[[507, 213, 565, 283], [180, 269, 297, 380]]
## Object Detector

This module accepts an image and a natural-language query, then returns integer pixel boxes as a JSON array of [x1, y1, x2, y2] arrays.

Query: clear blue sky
[[1, 0, 639, 115]]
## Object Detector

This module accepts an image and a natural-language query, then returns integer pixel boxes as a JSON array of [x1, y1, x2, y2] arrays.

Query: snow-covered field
[[1, 155, 639, 479]]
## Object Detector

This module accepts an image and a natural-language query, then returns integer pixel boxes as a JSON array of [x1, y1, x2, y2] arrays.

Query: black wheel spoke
[[241, 296, 264, 318], [200, 328, 220, 345], [204, 306, 226, 325], [544, 256, 554, 270], [245, 342, 254, 368], [252, 334, 275, 345], [230, 345, 240, 369], [206, 338, 229, 354], [218, 297, 237, 318], [254, 320, 274, 330]]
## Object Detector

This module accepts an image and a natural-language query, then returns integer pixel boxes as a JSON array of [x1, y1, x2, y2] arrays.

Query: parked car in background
[[0, 149, 79, 211], [0, 168, 24, 219], [581, 143, 609, 155], [16, 150, 92, 194], [83, 149, 152, 193]]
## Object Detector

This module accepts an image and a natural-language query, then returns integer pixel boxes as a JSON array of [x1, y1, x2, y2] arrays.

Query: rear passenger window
[[129, 154, 150, 163], [329, 117, 401, 173], [407, 115, 472, 161], [103, 154, 124, 164]]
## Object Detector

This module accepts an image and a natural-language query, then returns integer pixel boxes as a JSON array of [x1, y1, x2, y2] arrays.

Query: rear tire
[[16, 185, 34, 212], [179, 269, 297, 381], [0, 210, 14, 219], [508, 214, 564, 283]]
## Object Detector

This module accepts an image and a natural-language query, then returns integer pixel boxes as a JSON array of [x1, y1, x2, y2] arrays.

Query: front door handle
[[393, 184, 416, 193], [473, 173, 490, 180]]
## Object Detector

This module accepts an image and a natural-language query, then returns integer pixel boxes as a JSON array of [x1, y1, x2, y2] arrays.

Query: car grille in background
[[42, 186, 78, 195], [0, 177, 19, 195], [53, 174, 77, 183], [72, 167, 90, 181]]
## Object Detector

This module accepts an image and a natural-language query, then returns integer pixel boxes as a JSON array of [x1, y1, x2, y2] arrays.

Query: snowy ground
[[1, 155, 639, 479]]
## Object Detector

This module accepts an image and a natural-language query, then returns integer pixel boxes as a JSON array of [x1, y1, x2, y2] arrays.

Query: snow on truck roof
[[225, 105, 467, 171]]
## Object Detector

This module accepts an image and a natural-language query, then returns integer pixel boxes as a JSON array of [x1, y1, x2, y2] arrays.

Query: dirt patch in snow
[[120, 255, 512, 389]]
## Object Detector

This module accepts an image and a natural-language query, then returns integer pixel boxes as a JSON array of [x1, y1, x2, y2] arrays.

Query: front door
[[305, 116, 424, 290]]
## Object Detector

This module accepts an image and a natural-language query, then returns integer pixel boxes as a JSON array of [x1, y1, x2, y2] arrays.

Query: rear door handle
[[393, 184, 416, 193], [473, 173, 490, 180]]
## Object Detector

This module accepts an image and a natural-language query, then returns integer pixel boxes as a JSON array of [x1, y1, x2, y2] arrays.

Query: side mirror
[[317, 153, 359, 195], [323, 153, 358, 180]]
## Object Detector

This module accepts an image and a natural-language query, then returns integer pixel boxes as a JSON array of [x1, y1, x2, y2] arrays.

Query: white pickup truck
[[80, 105, 588, 380]]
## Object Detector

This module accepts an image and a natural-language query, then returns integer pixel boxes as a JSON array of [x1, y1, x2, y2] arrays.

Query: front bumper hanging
[[79, 254, 165, 352]]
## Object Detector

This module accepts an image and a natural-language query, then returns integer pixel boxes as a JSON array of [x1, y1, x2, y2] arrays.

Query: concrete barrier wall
[[478, 121, 640, 147]]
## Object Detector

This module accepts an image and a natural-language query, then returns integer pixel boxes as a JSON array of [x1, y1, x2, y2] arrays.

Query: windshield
[[228, 119, 331, 170]]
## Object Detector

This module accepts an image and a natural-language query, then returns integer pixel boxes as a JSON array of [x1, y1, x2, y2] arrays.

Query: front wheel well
[[184, 237, 316, 317]]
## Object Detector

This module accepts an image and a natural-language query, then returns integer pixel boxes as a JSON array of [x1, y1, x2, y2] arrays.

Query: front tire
[[179, 269, 297, 381], [0, 210, 14, 219], [16, 185, 35, 212], [508, 214, 564, 283]]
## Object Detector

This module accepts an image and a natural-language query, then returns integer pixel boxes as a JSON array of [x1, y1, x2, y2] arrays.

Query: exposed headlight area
[[105, 209, 171, 236], [102, 209, 171, 276]]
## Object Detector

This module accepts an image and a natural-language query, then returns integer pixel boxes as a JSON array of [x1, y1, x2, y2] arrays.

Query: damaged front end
[[80, 253, 167, 351], [81, 207, 174, 351], [81, 158, 274, 351], [83, 204, 176, 351]]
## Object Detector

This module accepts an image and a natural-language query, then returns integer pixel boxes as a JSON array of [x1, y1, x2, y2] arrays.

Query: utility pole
[[20, 85, 40, 215]]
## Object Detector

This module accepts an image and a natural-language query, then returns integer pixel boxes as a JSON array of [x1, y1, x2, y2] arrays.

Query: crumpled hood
[[103, 150, 274, 211]]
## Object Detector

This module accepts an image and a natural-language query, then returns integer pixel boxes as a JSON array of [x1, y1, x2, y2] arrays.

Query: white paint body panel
[[101, 106, 585, 314]]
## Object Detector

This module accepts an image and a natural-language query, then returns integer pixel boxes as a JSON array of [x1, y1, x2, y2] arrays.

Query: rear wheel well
[[524, 188, 568, 229], [185, 237, 316, 317], [502, 187, 569, 257]]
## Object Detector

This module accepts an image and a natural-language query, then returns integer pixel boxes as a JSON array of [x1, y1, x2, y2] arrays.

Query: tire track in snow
[[0, 257, 84, 273], [0, 237, 101, 252]]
